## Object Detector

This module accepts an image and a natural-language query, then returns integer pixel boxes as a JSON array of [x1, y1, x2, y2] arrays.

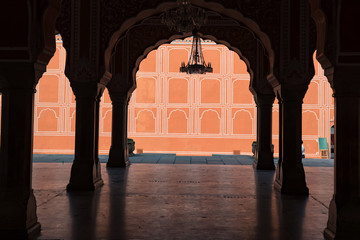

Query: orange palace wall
[[31, 36, 334, 157]]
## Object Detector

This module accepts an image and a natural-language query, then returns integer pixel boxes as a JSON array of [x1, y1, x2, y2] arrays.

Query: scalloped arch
[[103, 0, 276, 84], [131, 32, 254, 84]]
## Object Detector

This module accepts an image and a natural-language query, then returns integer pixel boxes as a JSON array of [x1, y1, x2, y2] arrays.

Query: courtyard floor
[[32, 154, 333, 240]]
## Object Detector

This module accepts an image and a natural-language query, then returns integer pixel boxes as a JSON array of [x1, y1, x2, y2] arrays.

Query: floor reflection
[[254, 170, 308, 240], [68, 191, 100, 240], [34, 163, 330, 240], [107, 168, 128, 239]]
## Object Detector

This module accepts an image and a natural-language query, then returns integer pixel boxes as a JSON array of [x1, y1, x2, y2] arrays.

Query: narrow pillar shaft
[[324, 96, 360, 240], [275, 96, 309, 195], [253, 94, 275, 170], [94, 89, 104, 179], [94, 99, 100, 165], [276, 101, 283, 175], [67, 82, 103, 191], [0, 88, 40, 238], [107, 92, 130, 168]]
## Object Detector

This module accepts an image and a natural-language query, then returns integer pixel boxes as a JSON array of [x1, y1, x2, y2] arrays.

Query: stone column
[[107, 91, 130, 168], [278, 99, 283, 168], [0, 64, 40, 238], [324, 68, 360, 240], [67, 82, 103, 191], [94, 86, 105, 172], [274, 85, 309, 195], [253, 94, 275, 170]]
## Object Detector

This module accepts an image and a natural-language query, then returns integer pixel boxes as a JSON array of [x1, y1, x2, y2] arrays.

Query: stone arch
[[38, 0, 62, 68], [104, 1, 277, 90], [309, 0, 334, 86], [129, 31, 255, 87]]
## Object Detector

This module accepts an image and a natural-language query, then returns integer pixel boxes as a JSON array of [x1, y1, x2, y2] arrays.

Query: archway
[[125, 37, 257, 156]]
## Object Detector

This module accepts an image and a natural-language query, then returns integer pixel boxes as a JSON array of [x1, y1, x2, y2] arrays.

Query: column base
[[324, 197, 360, 240], [67, 162, 104, 191], [274, 178, 309, 195], [67, 178, 104, 192], [253, 151, 275, 170], [0, 190, 41, 239], [106, 147, 130, 168], [107, 160, 130, 168]]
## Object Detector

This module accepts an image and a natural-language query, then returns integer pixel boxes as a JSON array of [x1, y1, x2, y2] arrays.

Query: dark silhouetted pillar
[[274, 85, 309, 195], [107, 91, 131, 168], [94, 87, 105, 171], [253, 94, 275, 170], [324, 67, 360, 240], [67, 82, 103, 191], [0, 63, 41, 238]]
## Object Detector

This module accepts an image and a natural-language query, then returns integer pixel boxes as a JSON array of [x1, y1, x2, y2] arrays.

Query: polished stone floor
[[32, 159, 333, 239]]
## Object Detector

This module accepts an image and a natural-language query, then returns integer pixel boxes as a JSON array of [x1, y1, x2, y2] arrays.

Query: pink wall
[[30, 35, 333, 157]]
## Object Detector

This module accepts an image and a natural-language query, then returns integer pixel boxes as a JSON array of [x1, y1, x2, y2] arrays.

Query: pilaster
[[274, 84, 309, 195], [67, 81, 104, 191], [107, 91, 131, 168], [0, 63, 41, 238], [324, 66, 360, 240], [253, 94, 275, 170]]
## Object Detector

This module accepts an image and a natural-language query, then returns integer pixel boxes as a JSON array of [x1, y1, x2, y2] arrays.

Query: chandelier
[[180, 29, 213, 74], [161, 0, 207, 34], [162, 1, 212, 74]]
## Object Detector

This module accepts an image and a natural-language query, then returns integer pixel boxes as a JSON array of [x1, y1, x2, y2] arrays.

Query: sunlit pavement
[[33, 153, 334, 167]]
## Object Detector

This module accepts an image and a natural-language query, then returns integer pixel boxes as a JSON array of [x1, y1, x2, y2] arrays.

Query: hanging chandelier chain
[[161, 0, 207, 34], [162, 1, 212, 74]]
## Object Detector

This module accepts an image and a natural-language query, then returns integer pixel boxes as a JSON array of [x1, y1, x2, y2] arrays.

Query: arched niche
[[302, 110, 319, 136], [232, 109, 253, 135], [200, 109, 221, 134], [102, 110, 112, 133], [135, 109, 156, 133], [167, 109, 188, 134], [37, 108, 59, 132]]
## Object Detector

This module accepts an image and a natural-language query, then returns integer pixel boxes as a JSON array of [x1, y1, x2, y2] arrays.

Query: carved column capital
[[108, 91, 131, 105], [254, 93, 275, 106], [332, 66, 360, 98], [276, 83, 308, 103], [0, 63, 40, 90], [70, 81, 103, 100]]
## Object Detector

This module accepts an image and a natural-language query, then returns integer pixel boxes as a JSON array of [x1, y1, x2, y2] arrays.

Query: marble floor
[[32, 160, 333, 240]]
